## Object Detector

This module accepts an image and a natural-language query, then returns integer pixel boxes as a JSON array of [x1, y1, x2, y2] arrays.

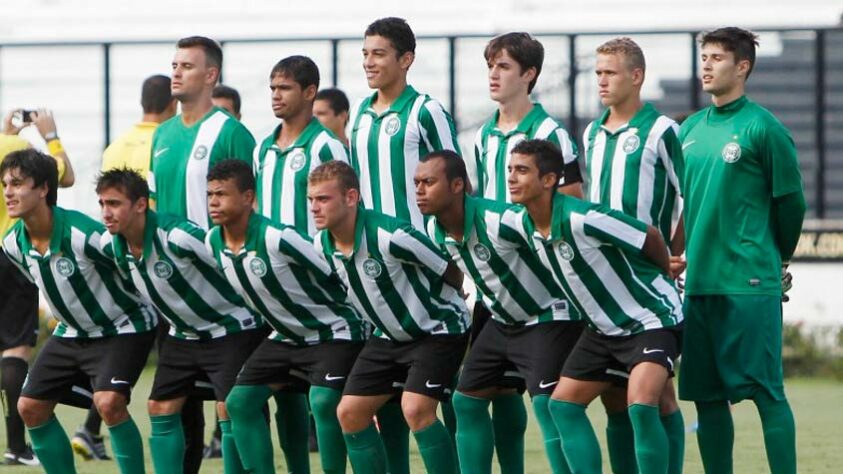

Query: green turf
[[1, 371, 840, 472]]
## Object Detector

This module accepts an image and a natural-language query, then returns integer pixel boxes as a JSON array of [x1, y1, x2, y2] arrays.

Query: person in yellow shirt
[[0, 107, 74, 465], [101, 75, 176, 174]]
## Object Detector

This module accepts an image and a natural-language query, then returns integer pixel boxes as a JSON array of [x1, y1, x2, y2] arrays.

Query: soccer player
[[350, 17, 460, 231], [149, 36, 256, 230], [582, 37, 685, 473], [678, 28, 805, 474], [102, 75, 177, 174], [255, 55, 349, 236], [309, 160, 469, 474], [415, 150, 585, 474], [212, 85, 242, 121], [507, 139, 684, 474], [95, 168, 265, 474], [474, 32, 582, 202], [314, 88, 350, 146], [1, 149, 157, 474], [204, 159, 366, 474]]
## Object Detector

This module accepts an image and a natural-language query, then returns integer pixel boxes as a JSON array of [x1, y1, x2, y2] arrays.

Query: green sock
[[273, 392, 311, 474], [695, 401, 733, 474], [628, 404, 668, 474], [754, 393, 796, 474], [343, 424, 387, 474], [226, 385, 274, 474], [28, 415, 76, 474], [548, 399, 601, 474], [414, 419, 458, 474], [533, 395, 570, 474], [661, 410, 685, 474], [309, 386, 346, 474], [491, 393, 526, 474], [220, 420, 248, 474], [376, 402, 410, 474], [149, 413, 184, 474], [452, 391, 494, 474], [606, 411, 638, 474], [108, 418, 145, 474]]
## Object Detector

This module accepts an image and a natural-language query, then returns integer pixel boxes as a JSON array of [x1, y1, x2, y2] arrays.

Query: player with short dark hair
[[212, 85, 242, 121], [678, 27, 805, 474], [314, 88, 350, 146]]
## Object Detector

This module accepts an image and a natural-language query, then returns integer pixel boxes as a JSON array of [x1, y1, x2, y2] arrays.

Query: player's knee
[[336, 398, 367, 432], [401, 399, 437, 431], [17, 397, 50, 427], [94, 391, 129, 425]]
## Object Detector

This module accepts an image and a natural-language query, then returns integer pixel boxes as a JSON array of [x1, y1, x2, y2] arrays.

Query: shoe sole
[[70, 439, 95, 461]]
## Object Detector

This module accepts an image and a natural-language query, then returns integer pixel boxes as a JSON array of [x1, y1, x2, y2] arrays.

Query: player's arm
[[317, 137, 350, 164], [583, 206, 671, 275], [390, 225, 462, 290], [443, 260, 464, 290], [228, 125, 257, 163], [641, 226, 671, 275], [1, 232, 34, 283], [168, 222, 216, 266], [471, 128, 484, 197], [3, 108, 74, 187], [279, 228, 338, 281], [418, 99, 461, 154], [549, 127, 583, 198]]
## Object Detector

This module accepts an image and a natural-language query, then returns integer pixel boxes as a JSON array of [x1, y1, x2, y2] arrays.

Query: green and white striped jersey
[[349, 86, 460, 230], [254, 118, 349, 236], [2, 207, 157, 338], [149, 107, 255, 229], [206, 213, 366, 346], [582, 104, 684, 244], [104, 211, 262, 340], [516, 194, 683, 336], [315, 208, 469, 342], [427, 195, 579, 326], [474, 103, 581, 202]]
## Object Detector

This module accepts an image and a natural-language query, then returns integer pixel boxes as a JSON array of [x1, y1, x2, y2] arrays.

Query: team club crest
[[250, 257, 268, 277], [288, 151, 306, 171], [556, 241, 575, 261], [153, 261, 174, 279], [193, 145, 209, 161], [473, 244, 492, 262], [55, 257, 75, 277], [362, 258, 383, 278], [622, 135, 640, 154], [721, 142, 742, 163], [384, 115, 401, 136]]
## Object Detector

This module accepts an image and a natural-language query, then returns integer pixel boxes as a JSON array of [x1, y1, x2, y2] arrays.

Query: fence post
[[567, 35, 578, 137], [815, 29, 826, 218], [689, 32, 699, 111], [103, 43, 111, 149], [331, 39, 340, 87], [448, 36, 457, 129]]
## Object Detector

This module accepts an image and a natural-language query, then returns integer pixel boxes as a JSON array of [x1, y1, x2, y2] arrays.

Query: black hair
[[212, 85, 242, 115], [700, 27, 759, 79], [0, 149, 58, 206], [270, 55, 320, 91], [484, 32, 544, 93], [207, 159, 255, 193], [365, 17, 416, 57], [95, 168, 150, 202], [177, 36, 223, 71], [315, 88, 350, 115], [510, 139, 563, 188], [141, 74, 173, 114], [420, 150, 468, 188]]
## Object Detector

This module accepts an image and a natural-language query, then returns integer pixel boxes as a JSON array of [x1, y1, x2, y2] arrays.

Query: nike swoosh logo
[[324, 374, 345, 381], [425, 380, 442, 388], [681, 140, 696, 151], [110, 377, 130, 385], [538, 380, 558, 389], [642, 348, 664, 354], [153, 148, 169, 158]]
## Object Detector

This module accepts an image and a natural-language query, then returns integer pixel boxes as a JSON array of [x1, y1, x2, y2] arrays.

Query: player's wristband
[[47, 138, 64, 156], [44, 131, 58, 141]]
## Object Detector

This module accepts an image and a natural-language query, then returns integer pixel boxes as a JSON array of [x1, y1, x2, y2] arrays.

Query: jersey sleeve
[[148, 129, 160, 201], [167, 222, 214, 265], [497, 207, 532, 250], [226, 124, 257, 163], [658, 122, 685, 196], [388, 225, 449, 276], [756, 120, 804, 198], [472, 127, 485, 197], [1, 231, 33, 283], [582, 205, 649, 254], [418, 99, 461, 155], [547, 126, 582, 185], [277, 227, 336, 279], [317, 136, 349, 164]]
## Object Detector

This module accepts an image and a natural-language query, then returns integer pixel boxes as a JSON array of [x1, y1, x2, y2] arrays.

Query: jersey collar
[[432, 194, 476, 246], [324, 206, 367, 260], [549, 192, 568, 242], [707, 95, 748, 123], [267, 117, 323, 155], [487, 103, 547, 138], [598, 102, 657, 136], [363, 85, 419, 118], [21, 206, 65, 257]]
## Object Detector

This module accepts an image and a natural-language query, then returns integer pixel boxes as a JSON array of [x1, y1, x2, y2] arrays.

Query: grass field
[[1, 371, 840, 473]]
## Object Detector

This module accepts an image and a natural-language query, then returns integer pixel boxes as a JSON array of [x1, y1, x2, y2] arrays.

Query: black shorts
[[343, 333, 469, 401], [22, 331, 156, 401], [561, 325, 683, 385], [458, 320, 585, 396], [150, 329, 264, 401], [236, 339, 364, 391], [470, 302, 527, 393], [0, 251, 39, 351]]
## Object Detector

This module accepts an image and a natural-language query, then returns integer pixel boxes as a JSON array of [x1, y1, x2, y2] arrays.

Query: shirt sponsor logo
[[250, 257, 268, 277], [193, 145, 209, 161], [556, 241, 575, 261], [288, 150, 306, 171], [153, 260, 174, 279], [362, 258, 383, 278], [384, 115, 401, 136], [473, 243, 491, 262], [721, 142, 742, 163], [622, 135, 640, 154], [55, 257, 75, 277]]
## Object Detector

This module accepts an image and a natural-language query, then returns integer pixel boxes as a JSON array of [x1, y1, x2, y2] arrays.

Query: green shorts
[[678, 294, 785, 403]]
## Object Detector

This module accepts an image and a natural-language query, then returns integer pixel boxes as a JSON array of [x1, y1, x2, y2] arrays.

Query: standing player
[[204, 159, 365, 474], [678, 28, 805, 474], [582, 37, 685, 474], [212, 85, 242, 121], [415, 150, 584, 474], [310, 161, 469, 474], [95, 169, 265, 474], [507, 139, 684, 474], [149, 36, 255, 230], [314, 88, 350, 146], [1, 150, 157, 474]]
